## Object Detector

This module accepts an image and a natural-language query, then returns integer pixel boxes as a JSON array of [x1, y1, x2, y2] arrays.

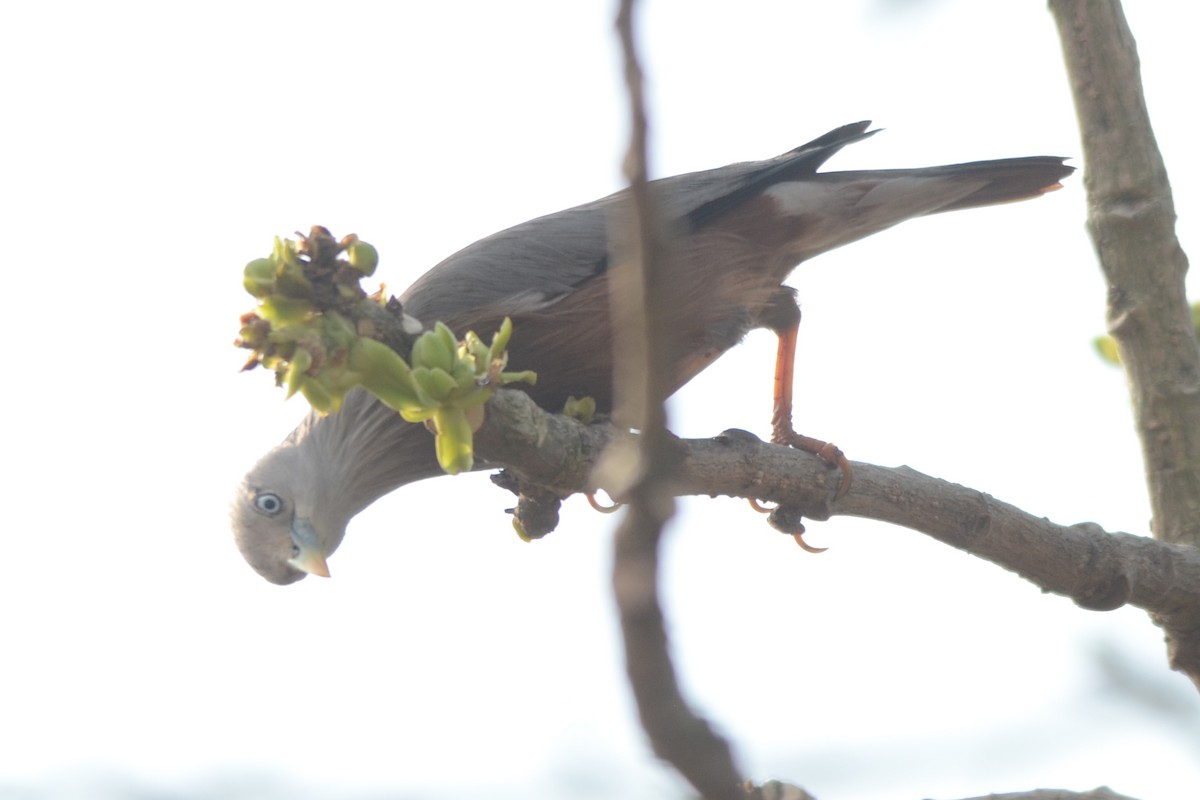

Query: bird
[[231, 121, 1073, 584]]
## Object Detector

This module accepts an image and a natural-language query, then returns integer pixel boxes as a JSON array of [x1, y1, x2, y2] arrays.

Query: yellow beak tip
[[289, 552, 331, 578]]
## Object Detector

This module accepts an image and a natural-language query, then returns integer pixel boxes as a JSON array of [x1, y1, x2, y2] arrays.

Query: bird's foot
[[749, 499, 826, 553], [586, 492, 621, 513], [747, 427, 847, 553], [772, 428, 852, 499]]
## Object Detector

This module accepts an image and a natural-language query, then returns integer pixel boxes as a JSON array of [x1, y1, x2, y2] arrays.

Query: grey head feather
[[232, 389, 440, 584]]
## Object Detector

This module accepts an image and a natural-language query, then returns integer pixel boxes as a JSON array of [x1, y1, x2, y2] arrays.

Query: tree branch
[[1050, 0, 1200, 548], [475, 388, 1200, 691]]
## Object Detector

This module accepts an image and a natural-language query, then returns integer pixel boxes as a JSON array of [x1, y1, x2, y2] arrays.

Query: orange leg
[[770, 322, 852, 497], [750, 321, 851, 551]]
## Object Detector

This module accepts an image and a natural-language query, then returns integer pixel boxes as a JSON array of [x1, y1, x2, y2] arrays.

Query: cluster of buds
[[235, 229, 385, 413], [397, 319, 536, 474], [235, 228, 535, 474]]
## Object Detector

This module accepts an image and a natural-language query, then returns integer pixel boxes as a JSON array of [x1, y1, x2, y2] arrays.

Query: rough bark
[[1050, 0, 1200, 690], [1050, 0, 1200, 547], [476, 387, 1200, 692]]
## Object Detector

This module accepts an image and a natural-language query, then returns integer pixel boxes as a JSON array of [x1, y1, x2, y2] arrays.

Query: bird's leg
[[770, 320, 852, 497], [748, 290, 850, 552]]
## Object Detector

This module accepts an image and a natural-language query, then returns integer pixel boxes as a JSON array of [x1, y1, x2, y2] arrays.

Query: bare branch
[[1050, 0, 1200, 547], [476, 388, 1200, 691]]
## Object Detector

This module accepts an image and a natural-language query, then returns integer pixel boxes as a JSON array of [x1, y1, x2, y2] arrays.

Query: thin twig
[[605, 2, 746, 798]]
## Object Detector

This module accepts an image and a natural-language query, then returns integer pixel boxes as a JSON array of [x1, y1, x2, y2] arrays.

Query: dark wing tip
[[789, 121, 878, 155]]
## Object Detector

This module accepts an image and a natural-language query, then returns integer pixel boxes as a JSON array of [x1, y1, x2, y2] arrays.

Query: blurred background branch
[[605, 1, 748, 798]]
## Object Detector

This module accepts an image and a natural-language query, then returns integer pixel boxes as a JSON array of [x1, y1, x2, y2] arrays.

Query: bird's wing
[[399, 121, 878, 325]]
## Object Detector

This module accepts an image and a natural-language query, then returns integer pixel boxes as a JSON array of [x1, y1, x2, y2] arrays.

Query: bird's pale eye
[[253, 491, 284, 517]]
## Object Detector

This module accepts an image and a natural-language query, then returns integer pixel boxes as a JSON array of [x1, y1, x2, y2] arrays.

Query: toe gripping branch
[[752, 318, 852, 552]]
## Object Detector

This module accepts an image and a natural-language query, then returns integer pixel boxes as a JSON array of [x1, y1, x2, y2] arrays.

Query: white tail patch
[[764, 176, 992, 260]]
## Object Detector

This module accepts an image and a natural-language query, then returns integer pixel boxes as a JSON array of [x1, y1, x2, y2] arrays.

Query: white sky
[[2, 1, 1198, 798]]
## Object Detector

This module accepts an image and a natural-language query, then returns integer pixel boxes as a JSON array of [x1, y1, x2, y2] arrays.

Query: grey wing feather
[[399, 122, 877, 325], [399, 201, 612, 323]]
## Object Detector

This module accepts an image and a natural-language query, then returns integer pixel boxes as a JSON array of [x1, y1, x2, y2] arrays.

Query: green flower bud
[[412, 366, 459, 403], [411, 327, 455, 373], [562, 395, 596, 424], [346, 240, 379, 276], [274, 266, 315, 300], [451, 356, 478, 389], [489, 317, 514, 360], [299, 376, 338, 414], [259, 296, 315, 326], [284, 348, 314, 399], [351, 338, 422, 411], [243, 258, 278, 298], [432, 407, 474, 474]]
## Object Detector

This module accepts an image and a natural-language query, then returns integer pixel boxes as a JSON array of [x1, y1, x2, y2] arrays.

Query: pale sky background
[[2, 1, 1199, 799]]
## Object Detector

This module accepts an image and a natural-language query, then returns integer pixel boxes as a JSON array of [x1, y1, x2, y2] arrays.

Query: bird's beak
[[288, 518, 331, 578]]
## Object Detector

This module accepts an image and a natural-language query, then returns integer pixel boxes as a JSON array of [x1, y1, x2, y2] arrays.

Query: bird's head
[[232, 434, 348, 584], [231, 389, 443, 584]]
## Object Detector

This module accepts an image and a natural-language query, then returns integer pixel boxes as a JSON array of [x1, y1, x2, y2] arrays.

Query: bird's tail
[[895, 156, 1074, 212], [755, 155, 1074, 264]]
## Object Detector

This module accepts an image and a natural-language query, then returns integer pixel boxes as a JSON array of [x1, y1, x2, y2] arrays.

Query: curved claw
[[824, 447, 852, 500], [748, 498, 774, 513], [765, 503, 828, 554], [586, 493, 621, 513], [792, 529, 827, 554]]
